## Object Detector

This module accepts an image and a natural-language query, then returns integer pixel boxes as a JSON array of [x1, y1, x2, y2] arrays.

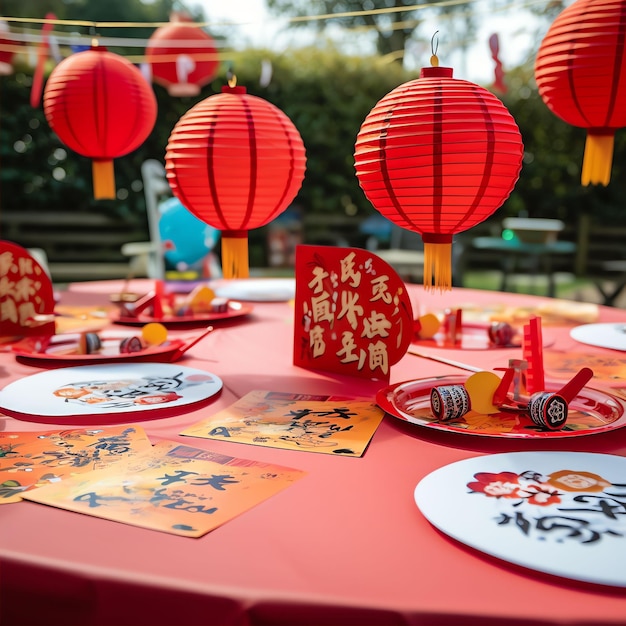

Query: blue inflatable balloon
[[158, 197, 220, 268]]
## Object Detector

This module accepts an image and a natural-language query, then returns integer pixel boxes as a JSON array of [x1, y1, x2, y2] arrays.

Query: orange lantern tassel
[[221, 231, 250, 279], [423, 239, 453, 292], [92, 160, 116, 200], [581, 132, 614, 187]]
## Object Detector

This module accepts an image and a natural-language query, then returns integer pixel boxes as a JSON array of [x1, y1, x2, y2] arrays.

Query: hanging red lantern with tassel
[[43, 43, 157, 199], [146, 12, 219, 97], [535, 0, 626, 186], [165, 77, 306, 279], [354, 55, 524, 291]]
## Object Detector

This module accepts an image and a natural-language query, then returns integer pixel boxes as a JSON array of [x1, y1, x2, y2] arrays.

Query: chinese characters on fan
[[0, 250, 42, 326], [302, 251, 401, 376]]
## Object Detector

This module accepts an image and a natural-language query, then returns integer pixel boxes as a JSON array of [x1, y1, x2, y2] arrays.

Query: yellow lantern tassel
[[92, 159, 116, 199], [423, 240, 453, 292], [221, 231, 250, 279], [581, 132, 614, 187]]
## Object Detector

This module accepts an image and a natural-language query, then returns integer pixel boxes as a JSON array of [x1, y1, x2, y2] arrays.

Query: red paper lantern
[[165, 81, 306, 278], [0, 21, 18, 76], [43, 45, 157, 199], [354, 62, 523, 291], [146, 12, 219, 97], [535, 0, 626, 186]]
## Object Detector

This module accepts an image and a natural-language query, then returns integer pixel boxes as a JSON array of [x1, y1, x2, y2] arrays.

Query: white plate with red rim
[[0, 363, 223, 424]]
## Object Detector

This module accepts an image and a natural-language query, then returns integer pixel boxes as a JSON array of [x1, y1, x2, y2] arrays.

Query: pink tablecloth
[[2, 280, 626, 626]]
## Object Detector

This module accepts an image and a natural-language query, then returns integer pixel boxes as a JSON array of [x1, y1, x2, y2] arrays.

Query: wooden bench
[[589, 260, 626, 306], [0, 209, 147, 283]]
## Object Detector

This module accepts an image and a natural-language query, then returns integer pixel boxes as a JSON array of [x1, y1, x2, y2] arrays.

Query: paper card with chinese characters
[[414, 451, 626, 588], [0, 425, 153, 504], [181, 389, 385, 456], [0, 241, 55, 338], [293, 245, 414, 381], [22, 441, 306, 537]]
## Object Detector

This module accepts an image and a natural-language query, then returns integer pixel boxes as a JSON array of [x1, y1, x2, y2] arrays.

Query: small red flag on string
[[489, 33, 507, 94], [30, 13, 55, 108]]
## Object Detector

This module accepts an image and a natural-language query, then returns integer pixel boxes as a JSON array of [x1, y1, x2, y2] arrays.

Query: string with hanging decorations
[[145, 11, 220, 97], [0, 19, 19, 76], [0, 3, 508, 81], [354, 33, 524, 291]]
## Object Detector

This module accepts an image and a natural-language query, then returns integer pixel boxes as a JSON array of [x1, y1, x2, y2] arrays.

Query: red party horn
[[492, 367, 515, 405], [557, 367, 594, 403]]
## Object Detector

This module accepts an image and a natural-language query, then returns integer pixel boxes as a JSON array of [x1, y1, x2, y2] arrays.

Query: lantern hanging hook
[[226, 63, 237, 88], [89, 23, 100, 48], [430, 31, 440, 67]]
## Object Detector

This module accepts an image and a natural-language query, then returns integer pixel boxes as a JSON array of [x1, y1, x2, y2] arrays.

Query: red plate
[[12, 328, 213, 367], [412, 323, 554, 350], [377, 375, 626, 438], [114, 301, 253, 327]]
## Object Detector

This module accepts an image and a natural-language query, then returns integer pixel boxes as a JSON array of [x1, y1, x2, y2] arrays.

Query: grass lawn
[[460, 270, 597, 301]]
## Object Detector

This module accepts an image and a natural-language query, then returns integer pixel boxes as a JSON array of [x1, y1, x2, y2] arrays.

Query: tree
[[0, 0, 182, 20], [228, 45, 412, 213], [265, 0, 458, 61], [0, 0, 203, 240]]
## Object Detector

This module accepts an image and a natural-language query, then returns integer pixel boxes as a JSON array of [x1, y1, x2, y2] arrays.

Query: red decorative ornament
[[489, 33, 507, 94], [354, 59, 524, 291], [146, 12, 219, 97], [165, 79, 306, 278], [535, 0, 626, 186], [30, 13, 55, 107], [0, 241, 55, 338], [43, 44, 157, 199], [0, 21, 18, 76]]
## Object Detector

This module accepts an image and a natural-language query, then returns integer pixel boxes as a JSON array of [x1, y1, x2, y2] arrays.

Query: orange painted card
[[181, 389, 385, 456], [0, 425, 153, 503], [22, 440, 305, 537]]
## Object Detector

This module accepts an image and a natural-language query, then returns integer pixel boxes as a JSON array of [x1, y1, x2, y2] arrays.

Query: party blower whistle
[[526, 367, 594, 431], [429, 367, 594, 431]]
